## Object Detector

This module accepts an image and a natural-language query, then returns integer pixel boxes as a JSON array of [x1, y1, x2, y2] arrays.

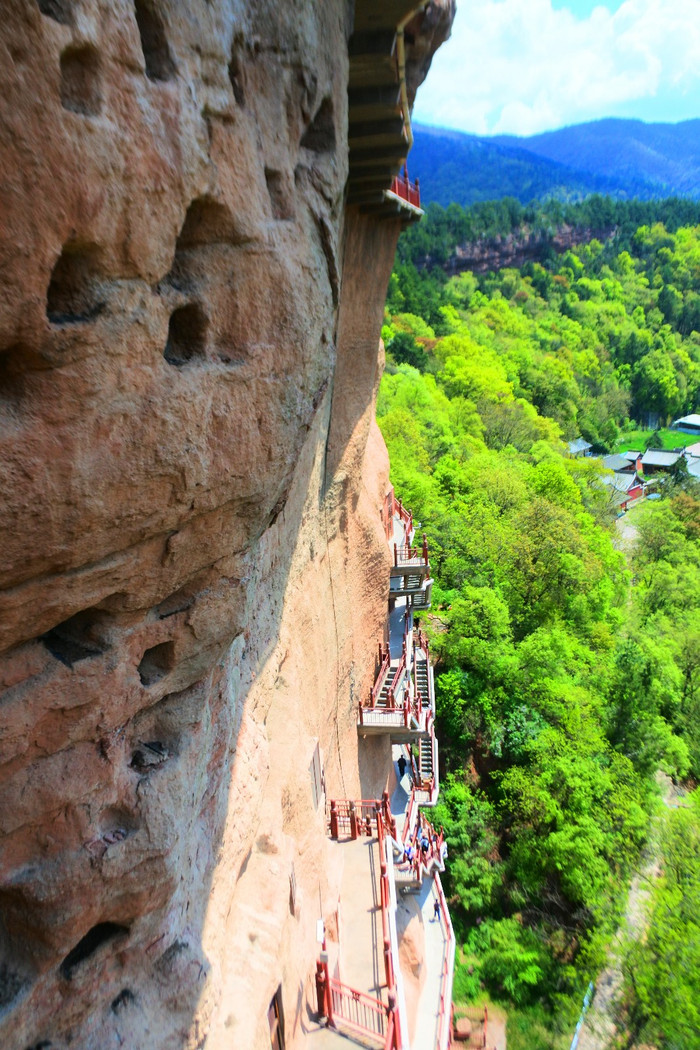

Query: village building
[[671, 413, 700, 434], [568, 437, 593, 457], [641, 448, 684, 474], [603, 471, 645, 511], [602, 453, 639, 473]]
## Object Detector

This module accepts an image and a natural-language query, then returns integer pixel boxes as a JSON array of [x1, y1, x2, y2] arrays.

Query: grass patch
[[506, 1004, 571, 1050], [614, 426, 699, 453]]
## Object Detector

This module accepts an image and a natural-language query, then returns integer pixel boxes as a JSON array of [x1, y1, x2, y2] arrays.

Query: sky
[[413, 0, 700, 137]]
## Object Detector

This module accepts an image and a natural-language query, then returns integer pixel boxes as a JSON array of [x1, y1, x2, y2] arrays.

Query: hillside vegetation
[[379, 201, 700, 1046], [393, 198, 700, 439]]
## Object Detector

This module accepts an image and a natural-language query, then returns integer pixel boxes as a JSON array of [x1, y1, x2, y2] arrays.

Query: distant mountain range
[[409, 119, 700, 207]]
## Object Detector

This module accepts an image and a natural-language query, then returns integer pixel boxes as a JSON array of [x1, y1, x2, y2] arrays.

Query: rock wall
[[0, 2, 452, 1048], [433, 224, 617, 276]]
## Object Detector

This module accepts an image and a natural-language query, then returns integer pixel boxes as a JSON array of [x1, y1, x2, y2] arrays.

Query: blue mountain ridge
[[409, 119, 700, 207]]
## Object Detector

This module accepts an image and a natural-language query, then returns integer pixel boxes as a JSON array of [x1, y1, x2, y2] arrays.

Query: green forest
[[378, 198, 700, 1048]]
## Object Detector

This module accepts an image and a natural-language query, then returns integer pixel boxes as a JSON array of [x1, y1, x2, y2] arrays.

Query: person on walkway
[[397, 754, 407, 778], [433, 898, 441, 922]]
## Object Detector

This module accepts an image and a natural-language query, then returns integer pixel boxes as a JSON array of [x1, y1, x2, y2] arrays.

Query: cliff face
[[435, 224, 617, 275], [0, 2, 452, 1048]]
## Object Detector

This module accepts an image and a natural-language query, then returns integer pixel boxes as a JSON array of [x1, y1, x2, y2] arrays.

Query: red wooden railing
[[369, 643, 391, 706], [435, 872, 457, 1050], [316, 963, 399, 1048], [393, 493, 414, 545], [415, 628, 430, 661], [328, 794, 397, 843], [361, 638, 430, 726], [319, 806, 402, 1049], [402, 788, 418, 844], [376, 811, 397, 993], [390, 170, 421, 209], [328, 799, 383, 840], [386, 647, 406, 709], [360, 673, 429, 733], [329, 977, 387, 1040], [393, 534, 429, 566]]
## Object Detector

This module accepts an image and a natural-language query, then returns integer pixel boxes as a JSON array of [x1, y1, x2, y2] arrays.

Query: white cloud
[[413, 0, 700, 136]]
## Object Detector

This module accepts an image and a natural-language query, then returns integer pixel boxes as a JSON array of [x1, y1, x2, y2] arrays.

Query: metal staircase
[[418, 734, 434, 785], [413, 654, 430, 710], [378, 663, 401, 707]]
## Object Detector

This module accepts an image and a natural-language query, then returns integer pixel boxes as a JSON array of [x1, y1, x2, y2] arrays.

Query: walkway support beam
[[396, 4, 429, 152]]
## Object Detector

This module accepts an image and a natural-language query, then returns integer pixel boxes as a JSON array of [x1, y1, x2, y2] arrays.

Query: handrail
[[386, 650, 407, 709], [328, 798, 382, 839], [376, 812, 403, 1049], [327, 976, 388, 1042], [393, 534, 429, 566], [390, 171, 420, 209], [368, 643, 392, 706], [402, 789, 418, 844], [434, 872, 457, 1050], [391, 492, 414, 548], [414, 628, 430, 661]]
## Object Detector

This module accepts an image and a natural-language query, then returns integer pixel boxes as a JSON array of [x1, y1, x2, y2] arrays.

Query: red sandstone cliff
[[0, 2, 453, 1048]]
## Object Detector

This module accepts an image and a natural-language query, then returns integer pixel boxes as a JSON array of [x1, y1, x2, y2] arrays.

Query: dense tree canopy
[[379, 201, 700, 1046]]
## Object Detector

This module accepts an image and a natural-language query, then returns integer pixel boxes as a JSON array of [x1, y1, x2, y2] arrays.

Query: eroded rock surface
[[0, 2, 452, 1047]]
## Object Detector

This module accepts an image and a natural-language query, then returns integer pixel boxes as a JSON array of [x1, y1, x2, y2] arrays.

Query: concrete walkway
[[304, 1023, 378, 1049], [413, 876, 448, 1050], [336, 837, 385, 1000], [390, 746, 412, 841], [388, 596, 410, 659]]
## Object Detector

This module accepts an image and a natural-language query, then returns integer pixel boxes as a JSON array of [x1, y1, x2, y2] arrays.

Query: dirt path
[[613, 504, 642, 553], [577, 773, 685, 1050]]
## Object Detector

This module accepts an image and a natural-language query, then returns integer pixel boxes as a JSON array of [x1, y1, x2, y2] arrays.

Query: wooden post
[[393, 542, 398, 567], [383, 936, 393, 987], [422, 533, 428, 562], [330, 801, 338, 840], [315, 960, 329, 1022]]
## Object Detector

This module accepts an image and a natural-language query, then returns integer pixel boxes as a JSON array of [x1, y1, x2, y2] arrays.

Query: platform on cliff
[[335, 837, 387, 1001]]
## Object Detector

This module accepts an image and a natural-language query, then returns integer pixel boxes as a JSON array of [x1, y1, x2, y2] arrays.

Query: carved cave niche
[[129, 677, 206, 773], [228, 34, 246, 106], [59, 923, 129, 980], [163, 302, 208, 366], [133, 0, 175, 82], [0, 345, 28, 429], [265, 168, 295, 221], [300, 96, 335, 154], [137, 640, 175, 686], [46, 242, 106, 325], [37, 0, 72, 24], [40, 607, 112, 667], [160, 195, 247, 366], [60, 45, 102, 117]]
